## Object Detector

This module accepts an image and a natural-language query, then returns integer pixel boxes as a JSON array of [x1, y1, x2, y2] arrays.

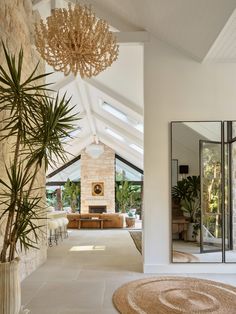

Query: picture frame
[[92, 182, 104, 196]]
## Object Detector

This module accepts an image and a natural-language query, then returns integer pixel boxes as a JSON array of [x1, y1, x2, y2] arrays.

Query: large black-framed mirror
[[171, 121, 223, 263], [171, 121, 236, 263]]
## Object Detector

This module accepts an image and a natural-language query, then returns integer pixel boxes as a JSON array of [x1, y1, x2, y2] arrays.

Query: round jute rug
[[112, 276, 236, 314], [173, 251, 199, 262]]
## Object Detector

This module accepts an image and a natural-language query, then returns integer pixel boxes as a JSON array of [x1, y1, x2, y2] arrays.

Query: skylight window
[[105, 128, 124, 141], [129, 144, 143, 154], [68, 127, 81, 138], [102, 102, 128, 122], [62, 127, 81, 142], [101, 100, 143, 134], [135, 123, 144, 133]]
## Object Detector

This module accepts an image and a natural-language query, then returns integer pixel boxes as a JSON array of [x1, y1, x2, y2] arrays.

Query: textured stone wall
[[0, 0, 47, 280], [81, 144, 115, 213]]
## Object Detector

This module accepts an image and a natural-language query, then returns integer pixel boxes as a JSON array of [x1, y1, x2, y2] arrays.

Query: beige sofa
[[67, 213, 123, 229]]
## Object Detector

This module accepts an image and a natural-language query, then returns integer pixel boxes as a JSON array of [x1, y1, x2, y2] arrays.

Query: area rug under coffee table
[[113, 276, 236, 314], [129, 230, 199, 262]]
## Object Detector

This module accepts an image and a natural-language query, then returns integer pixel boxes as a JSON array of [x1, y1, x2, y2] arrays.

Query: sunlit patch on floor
[[70, 245, 106, 251]]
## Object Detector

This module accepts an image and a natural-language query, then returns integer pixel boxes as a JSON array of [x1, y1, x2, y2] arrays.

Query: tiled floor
[[21, 229, 143, 313], [22, 229, 236, 314]]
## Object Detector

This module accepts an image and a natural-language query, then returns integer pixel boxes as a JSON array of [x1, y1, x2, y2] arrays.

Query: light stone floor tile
[[22, 229, 142, 312], [25, 266, 81, 283], [22, 229, 236, 313], [21, 281, 46, 306], [76, 269, 136, 281], [59, 309, 118, 314], [103, 278, 138, 309], [25, 309, 59, 314], [26, 280, 105, 310]]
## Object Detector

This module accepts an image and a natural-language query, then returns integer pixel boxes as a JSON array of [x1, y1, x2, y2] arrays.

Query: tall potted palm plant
[[116, 182, 142, 227], [116, 181, 131, 214], [0, 43, 79, 314], [63, 179, 80, 212]]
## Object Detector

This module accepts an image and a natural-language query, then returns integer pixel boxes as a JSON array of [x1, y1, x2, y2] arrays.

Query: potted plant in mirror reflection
[[172, 176, 201, 241], [0, 43, 79, 314]]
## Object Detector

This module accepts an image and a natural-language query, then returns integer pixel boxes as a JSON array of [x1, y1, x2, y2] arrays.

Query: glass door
[[225, 121, 236, 262], [200, 141, 223, 255]]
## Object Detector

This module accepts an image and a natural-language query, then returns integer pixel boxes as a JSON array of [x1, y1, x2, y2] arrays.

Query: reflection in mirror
[[171, 121, 222, 263], [224, 121, 236, 262]]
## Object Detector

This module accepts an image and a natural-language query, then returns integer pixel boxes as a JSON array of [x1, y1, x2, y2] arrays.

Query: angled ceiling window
[[62, 127, 81, 142], [116, 156, 143, 181], [101, 101, 143, 133], [46, 158, 81, 184], [102, 101, 128, 122], [105, 127, 124, 141], [135, 123, 144, 133], [129, 143, 143, 155]]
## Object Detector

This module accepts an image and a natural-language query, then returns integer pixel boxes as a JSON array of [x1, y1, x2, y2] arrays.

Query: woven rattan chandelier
[[35, 3, 119, 78]]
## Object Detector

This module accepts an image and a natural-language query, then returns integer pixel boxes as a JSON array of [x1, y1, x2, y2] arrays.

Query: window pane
[[116, 158, 143, 181]]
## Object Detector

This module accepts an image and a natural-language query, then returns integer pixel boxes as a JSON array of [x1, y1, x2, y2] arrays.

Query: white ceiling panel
[[204, 9, 236, 62], [86, 82, 143, 123], [34, 0, 236, 62], [81, 0, 236, 61], [91, 44, 144, 108]]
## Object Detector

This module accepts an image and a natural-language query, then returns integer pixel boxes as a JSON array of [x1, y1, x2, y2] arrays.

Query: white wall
[[94, 44, 144, 108], [172, 123, 202, 178], [143, 35, 236, 273]]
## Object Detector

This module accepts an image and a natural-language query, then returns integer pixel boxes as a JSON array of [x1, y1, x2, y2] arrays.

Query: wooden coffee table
[[78, 218, 111, 229]]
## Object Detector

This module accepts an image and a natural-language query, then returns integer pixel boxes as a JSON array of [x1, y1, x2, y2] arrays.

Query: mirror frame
[[170, 120, 230, 263]]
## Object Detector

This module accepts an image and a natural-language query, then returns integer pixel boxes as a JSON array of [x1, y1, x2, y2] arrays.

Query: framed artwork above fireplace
[[92, 182, 104, 196]]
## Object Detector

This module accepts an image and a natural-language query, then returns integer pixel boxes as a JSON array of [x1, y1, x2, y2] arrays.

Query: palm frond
[[25, 92, 79, 170], [0, 42, 81, 262]]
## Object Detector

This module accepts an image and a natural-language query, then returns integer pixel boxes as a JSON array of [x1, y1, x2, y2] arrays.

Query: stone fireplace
[[80, 144, 115, 213], [89, 205, 107, 213]]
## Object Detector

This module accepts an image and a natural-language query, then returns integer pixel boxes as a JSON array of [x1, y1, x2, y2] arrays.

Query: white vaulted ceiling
[[33, 0, 236, 61], [44, 43, 144, 173], [204, 9, 236, 62], [33, 0, 144, 173], [65, 0, 236, 61], [33, 0, 236, 175]]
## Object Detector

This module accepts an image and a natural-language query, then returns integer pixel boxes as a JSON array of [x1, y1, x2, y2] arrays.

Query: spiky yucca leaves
[[0, 43, 79, 262], [0, 164, 44, 261], [0, 42, 52, 144], [26, 93, 78, 171]]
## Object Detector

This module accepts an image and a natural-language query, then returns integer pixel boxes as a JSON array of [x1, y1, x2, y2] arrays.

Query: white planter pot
[[120, 213, 127, 228], [187, 223, 196, 241], [0, 258, 21, 314]]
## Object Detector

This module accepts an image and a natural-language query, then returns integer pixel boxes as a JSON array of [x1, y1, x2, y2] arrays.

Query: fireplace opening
[[89, 205, 107, 214]]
